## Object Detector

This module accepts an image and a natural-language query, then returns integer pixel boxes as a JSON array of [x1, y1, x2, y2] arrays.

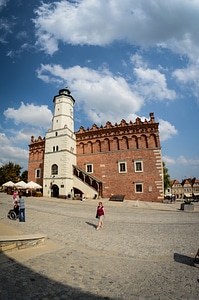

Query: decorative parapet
[[30, 136, 45, 144], [76, 112, 159, 140], [29, 136, 45, 155]]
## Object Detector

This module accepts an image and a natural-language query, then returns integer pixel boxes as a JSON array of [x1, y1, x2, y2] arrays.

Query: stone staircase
[[73, 165, 102, 198]]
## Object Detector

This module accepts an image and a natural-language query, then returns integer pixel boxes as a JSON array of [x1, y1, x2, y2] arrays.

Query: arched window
[[51, 164, 58, 175]]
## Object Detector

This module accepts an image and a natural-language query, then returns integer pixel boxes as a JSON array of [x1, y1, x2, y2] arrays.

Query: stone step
[[0, 234, 46, 252]]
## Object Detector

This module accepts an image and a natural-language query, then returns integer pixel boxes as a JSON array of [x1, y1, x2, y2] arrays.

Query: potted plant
[[180, 198, 194, 211]]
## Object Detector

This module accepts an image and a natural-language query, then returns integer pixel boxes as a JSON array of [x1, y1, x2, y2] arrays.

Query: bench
[[109, 194, 125, 202]]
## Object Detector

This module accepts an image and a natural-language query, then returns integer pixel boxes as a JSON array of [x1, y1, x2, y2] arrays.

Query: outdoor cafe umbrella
[[2, 180, 15, 187], [25, 181, 42, 189], [14, 180, 27, 189], [25, 181, 42, 196]]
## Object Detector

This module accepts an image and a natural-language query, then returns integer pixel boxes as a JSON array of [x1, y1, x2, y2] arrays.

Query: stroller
[[7, 201, 19, 220]]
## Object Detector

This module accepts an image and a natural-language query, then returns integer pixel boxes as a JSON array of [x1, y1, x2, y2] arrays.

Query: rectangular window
[[86, 164, 93, 173], [35, 169, 41, 178], [118, 162, 127, 173], [134, 160, 143, 172], [135, 183, 143, 193]]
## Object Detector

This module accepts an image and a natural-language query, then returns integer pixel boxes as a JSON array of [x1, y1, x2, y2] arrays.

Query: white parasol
[[14, 180, 27, 189], [2, 180, 15, 187], [25, 181, 42, 189]]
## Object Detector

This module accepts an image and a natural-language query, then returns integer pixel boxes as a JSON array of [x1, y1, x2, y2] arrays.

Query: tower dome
[[59, 87, 71, 95]]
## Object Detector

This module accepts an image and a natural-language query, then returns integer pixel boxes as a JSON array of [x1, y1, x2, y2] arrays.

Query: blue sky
[[0, 0, 199, 181]]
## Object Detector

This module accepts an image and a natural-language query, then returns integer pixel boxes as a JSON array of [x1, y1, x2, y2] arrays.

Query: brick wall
[[76, 148, 163, 201], [76, 113, 164, 202], [28, 113, 164, 202], [28, 136, 45, 187]]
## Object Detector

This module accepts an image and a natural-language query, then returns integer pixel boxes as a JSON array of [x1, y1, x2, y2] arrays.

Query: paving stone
[[0, 194, 199, 299]]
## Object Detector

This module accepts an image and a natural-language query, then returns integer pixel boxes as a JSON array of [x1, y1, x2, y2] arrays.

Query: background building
[[170, 178, 199, 200], [28, 89, 164, 202]]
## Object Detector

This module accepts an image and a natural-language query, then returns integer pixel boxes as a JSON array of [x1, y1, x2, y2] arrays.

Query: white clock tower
[[43, 88, 76, 198]]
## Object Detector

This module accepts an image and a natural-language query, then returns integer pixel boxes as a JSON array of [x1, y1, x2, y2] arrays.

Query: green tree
[[163, 161, 171, 194], [0, 162, 22, 186], [21, 170, 28, 182]]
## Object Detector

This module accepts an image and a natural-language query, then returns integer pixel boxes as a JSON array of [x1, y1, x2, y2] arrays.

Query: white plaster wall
[[52, 96, 74, 132], [43, 91, 76, 197]]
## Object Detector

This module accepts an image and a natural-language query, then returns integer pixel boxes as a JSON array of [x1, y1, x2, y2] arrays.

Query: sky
[[0, 0, 199, 181]]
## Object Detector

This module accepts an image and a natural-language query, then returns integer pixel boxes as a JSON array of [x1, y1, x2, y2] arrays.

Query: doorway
[[51, 184, 59, 197]]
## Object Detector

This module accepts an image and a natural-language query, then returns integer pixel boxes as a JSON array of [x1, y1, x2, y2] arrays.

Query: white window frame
[[134, 160, 143, 172], [86, 163, 93, 173], [118, 161, 127, 173], [135, 183, 143, 193]]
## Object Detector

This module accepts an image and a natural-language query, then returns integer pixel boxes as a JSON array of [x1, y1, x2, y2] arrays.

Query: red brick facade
[[28, 135, 45, 187], [28, 113, 164, 202], [75, 113, 163, 202]]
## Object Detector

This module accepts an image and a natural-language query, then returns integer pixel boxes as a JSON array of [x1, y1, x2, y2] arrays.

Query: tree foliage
[[21, 170, 28, 183], [0, 162, 27, 186], [163, 161, 171, 193]]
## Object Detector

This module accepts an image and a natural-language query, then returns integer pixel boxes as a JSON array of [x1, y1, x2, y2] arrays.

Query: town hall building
[[28, 88, 164, 202]]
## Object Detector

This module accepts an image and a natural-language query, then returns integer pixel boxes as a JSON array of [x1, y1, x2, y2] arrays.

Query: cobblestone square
[[0, 193, 199, 299]]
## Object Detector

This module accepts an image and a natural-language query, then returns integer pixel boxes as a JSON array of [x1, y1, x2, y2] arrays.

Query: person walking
[[96, 202, 105, 231], [18, 194, 25, 222]]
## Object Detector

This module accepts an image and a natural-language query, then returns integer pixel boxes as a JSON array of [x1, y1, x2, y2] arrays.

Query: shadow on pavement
[[85, 221, 97, 229], [0, 251, 112, 299], [174, 252, 195, 267]]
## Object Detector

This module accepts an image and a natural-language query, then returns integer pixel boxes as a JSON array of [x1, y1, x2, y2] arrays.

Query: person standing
[[96, 202, 105, 231], [18, 195, 25, 222], [13, 190, 18, 203]]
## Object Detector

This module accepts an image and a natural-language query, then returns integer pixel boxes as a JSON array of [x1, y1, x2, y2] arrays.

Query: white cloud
[[163, 154, 199, 167], [173, 62, 199, 101], [130, 53, 176, 101], [0, 132, 28, 170], [158, 119, 178, 142], [0, 132, 10, 146], [37, 62, 177, 126], [130, 53, 147, 69], [37, 64, 144, 125], [1, 103, 52, 169], [133, 67, 176, 101], [162, 154, 199, 179], [177, 155, 199, 166], [8, 127, 44, 145], [4, 102, 52, 129], [33, 0, 199, 61], [0, 0, 8, 8], [0, 108, 47, 170], [162, 155, 176, 165]]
